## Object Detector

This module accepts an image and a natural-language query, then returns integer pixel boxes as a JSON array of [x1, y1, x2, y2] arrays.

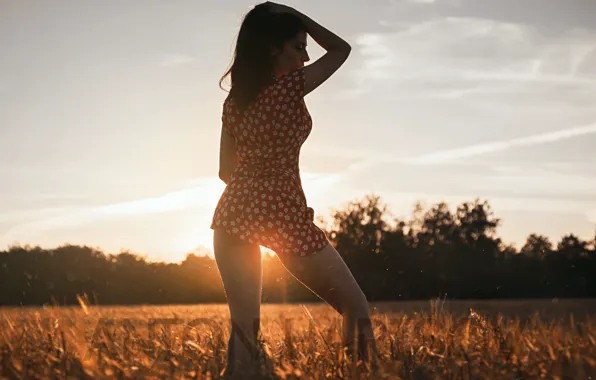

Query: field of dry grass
[[1, 299, 595, 379]]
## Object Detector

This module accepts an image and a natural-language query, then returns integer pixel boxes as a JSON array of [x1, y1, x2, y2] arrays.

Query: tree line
[[1, 194, 594, 306]]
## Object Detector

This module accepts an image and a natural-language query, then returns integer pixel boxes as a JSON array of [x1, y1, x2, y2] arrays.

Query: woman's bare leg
[[276, 241, 378, 364], [213, 229, 263, 377]]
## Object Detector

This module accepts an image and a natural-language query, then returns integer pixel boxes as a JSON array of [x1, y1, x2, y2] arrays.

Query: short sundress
[[210, 68, 330, 259]]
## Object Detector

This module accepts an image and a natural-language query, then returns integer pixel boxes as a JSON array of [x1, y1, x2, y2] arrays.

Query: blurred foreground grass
[[1, 299, 595, 379]]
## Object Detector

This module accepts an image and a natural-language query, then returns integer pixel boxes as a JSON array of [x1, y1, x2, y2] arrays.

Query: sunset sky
[[1, 0, 595, 263]]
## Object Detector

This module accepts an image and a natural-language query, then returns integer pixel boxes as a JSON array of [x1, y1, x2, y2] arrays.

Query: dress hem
[[211, 223, 329, 259]]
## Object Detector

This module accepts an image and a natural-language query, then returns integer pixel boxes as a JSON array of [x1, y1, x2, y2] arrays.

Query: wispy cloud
[[0, 207, 76, 225], [159, 54, 195, 67], [1, 178, 223, 243], [0, 169, 352, 248], [349, 17, 596, 102], [341, 122, 596, 170], [399, 122, 596, 165], [13, 193, 89, 202], [570, 46, 595, 77]]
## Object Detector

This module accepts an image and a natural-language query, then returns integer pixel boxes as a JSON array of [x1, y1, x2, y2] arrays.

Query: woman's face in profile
[[274, 31, 310, 76]]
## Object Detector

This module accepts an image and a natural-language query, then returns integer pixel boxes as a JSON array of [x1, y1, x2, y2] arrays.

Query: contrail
[[349, 122, 596, 170], [1, 179, 223, 243], [401, 122, 596, 165]]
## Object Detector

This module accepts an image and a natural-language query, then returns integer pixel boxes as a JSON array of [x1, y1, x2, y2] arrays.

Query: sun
[[172, 232, 277, 262]]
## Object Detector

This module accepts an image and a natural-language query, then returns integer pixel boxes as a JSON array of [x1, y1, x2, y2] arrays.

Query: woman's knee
[[345, 288, 370, 317]]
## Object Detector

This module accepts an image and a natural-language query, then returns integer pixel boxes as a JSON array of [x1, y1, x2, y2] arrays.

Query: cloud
[[0, 207, 76, 225], [0, 170, 347, 245], [490, 165, 522, 174], [1, 178, 224, 243], [332, 121, 596, 174], [349, 17, 596, 102], [398, 122, 596, 165], [159, 54, 195, 67], [390, 0, 461, 10], [13, 193, 89, 202]]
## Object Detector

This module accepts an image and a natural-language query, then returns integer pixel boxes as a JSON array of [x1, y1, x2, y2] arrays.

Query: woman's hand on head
[[265, 1, 295, 14]]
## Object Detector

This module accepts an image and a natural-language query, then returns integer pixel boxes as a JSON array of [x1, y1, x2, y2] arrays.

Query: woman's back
[[211, 67, 328, 259], [223, 68, 311, 182]]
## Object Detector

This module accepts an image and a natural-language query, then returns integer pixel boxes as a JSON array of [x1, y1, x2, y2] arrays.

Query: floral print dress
[[210, 68, 329, 259]]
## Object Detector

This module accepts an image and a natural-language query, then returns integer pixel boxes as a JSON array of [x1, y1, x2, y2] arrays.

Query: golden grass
[[1, 300, 595, 379]]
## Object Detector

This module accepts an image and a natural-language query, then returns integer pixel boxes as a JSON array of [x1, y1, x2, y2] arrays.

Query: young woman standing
[[211, 2, 379, 377]]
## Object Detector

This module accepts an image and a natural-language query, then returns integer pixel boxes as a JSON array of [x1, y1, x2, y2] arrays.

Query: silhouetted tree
[[325, 194, 391, 298], [520, 234, 553, 259], [556, 234, 589, 259], [1, 194, 595, 306]]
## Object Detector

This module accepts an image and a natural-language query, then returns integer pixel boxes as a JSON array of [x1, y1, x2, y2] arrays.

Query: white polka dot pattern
[[210, 68, 329, 258]]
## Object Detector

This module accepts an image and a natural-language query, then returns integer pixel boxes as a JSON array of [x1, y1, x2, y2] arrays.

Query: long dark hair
[[219, 3, 305, 112]]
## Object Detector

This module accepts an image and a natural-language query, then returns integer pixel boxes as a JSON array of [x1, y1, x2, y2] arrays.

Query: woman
[[210, 2, 378, 376]]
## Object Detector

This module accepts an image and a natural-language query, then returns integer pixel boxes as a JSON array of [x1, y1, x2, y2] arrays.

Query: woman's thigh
[[213, 229, 263, 320], [276, 242, 368, 316]]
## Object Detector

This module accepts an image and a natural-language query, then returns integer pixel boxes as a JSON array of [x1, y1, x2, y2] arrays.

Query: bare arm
[[269, 3, 351, 96], [218, 128, 239, 185]]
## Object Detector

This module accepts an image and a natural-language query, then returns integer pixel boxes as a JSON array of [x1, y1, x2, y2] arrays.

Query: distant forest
[[1, 194, 594, 306]]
